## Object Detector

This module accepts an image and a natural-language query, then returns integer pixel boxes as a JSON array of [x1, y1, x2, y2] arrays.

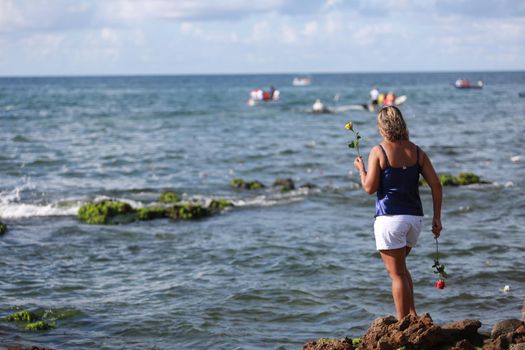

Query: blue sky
[[0, 0, 524, 76]]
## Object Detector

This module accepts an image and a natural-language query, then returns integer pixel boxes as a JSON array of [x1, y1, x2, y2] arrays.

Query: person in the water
[[353, 106, 443, 320]]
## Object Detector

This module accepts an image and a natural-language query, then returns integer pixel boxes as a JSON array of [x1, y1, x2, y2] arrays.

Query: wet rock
[[167, 204, 211, 220], [135, 207, 168, 221], [419, 172, 483, 186], [24, 321, 55, 331], [6, 311, 38, 322], [272, 178, 295, 192], [300, 182, 318, 189], [230, 178, 265, 190], [0, 221, 7, 235], [302, 337, 354, 350], [208, 198, 234, 210], [491, 319, 523, 340], [78, 200, 134, 224], [159, 191, 180, 203]]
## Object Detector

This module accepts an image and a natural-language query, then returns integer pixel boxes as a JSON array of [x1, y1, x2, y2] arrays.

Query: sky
[[0, 0, 524, 76]]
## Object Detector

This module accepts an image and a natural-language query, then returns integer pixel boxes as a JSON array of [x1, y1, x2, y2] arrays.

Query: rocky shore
[[4, 302, 523, 350], [303, 301, 525, 350]]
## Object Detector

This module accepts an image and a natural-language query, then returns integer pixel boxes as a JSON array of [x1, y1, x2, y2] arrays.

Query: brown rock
[[510, 324, 525, 344], [493, 336, 509, 350], [509, 343, 525, 350], [301, 337, 354, 350], [359, 313, 447, 349], [442, 319, 484, 345], [491, 319, 523, 340], [452, 339, 476, 350], [522, 300, 525, 323]]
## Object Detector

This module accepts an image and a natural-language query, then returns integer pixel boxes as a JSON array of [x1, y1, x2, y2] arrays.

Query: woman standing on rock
[[353, 106, 443, 320]]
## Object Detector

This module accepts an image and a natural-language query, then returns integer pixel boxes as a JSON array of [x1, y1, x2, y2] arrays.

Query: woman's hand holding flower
[[432, 217, 442, 238], [354, 156, 365, 173]]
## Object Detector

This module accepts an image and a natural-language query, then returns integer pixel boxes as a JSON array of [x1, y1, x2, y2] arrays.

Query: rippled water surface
[[1, 73, 524, 349]]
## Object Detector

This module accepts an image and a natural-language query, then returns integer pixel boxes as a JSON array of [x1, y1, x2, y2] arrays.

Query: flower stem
[[354, 130, 361, 157], [435, 238, 439, 261]]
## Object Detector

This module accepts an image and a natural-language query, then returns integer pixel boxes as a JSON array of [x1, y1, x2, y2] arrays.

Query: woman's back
[[378, 140, 420, 170], [376, 141, 423, 217]]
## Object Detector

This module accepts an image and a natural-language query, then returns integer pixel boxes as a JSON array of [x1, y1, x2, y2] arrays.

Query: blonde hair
[[377, 106, 409, 141]]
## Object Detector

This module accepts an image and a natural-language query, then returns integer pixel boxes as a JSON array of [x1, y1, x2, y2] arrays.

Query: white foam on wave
[[92, 195, 144, 209], [0, 202, 80, 219], [0, 195, 147, 219], [0, 183, 320, 219], [0, 184, 83, 218], [233, 187, 317, 207]]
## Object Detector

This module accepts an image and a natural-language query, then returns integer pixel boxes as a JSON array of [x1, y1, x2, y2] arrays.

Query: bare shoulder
[[370, 144, 382, 155], [412, 143, 427, 164]]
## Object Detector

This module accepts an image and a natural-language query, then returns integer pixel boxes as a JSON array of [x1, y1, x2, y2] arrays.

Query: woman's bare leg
[[380, 247, 415, 320], [405, 247, 417, 316]]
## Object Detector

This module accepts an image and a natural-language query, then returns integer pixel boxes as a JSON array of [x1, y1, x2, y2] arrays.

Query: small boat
[[292, 77, 311, 86], [455, 79, 483, 89], [311, 99, 332, 114], [247, 87, 280, 106], [337, 95, 408, 113]]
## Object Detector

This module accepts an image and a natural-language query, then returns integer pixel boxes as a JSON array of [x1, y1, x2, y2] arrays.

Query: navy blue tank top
[[375, 144, 424, 217]]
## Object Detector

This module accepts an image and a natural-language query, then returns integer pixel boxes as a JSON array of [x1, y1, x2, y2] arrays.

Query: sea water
[[0, 72, 524, 349]]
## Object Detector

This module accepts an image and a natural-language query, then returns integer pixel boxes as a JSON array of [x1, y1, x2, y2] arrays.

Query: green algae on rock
[[136, 207, 168, 221], [420, 172, 482, 187], [24, 321, 55, 331], [302, 337, 355, 350], [0, 222, 7, 235], [272, 178, 295, 192], [209, 199, 234, 210], [159, 191, 181, 203], [78, 200, 134, 224], [168, 204, 211, 220], [456, 172, 481, 185], [230, 178, 265, 190], [6, 311, 38, 323]]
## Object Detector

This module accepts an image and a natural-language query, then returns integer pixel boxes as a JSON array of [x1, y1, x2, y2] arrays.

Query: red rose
[[435, 280, 445, 289]]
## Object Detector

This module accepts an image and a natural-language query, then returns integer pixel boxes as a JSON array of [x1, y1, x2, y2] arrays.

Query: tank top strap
[[416, 145, 421, 168], [378, 144, 390, 168]]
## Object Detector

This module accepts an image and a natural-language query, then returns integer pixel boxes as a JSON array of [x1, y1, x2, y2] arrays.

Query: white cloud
[[0, 0, 26, 32], [1, 0, 524, 75], [281, 24, 298, 44], [350, 23, 395, 47], [101, 0, 286, 22], [20, 33, 64, 56], [100, 28, 119, 44], [302, 21, 318, 37]]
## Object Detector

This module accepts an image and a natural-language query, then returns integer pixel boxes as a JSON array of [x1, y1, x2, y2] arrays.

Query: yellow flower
[[345, 122, 353, 130]]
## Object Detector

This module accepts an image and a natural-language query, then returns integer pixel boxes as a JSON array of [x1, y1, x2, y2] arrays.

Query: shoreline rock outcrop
[[77, 197, 233, 225], [419, 172, 484, 187], [303, 307, 525, 350]]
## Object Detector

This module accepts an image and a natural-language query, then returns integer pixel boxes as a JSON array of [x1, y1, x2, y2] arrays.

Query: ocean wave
[[0, 202, 80, 219], [0, 186, 322, 219]]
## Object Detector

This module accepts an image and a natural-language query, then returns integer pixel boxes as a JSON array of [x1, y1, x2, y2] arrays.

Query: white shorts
[[374, 215, 423, 251]]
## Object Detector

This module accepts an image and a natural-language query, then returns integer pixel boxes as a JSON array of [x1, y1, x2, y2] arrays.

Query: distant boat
[[247, 87, 280, 106], [292, 77, 311, 86], [455, 79, 483, 89], [335, 95, 408, 113]]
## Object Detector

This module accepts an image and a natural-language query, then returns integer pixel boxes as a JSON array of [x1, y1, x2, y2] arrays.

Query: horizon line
[[0, 69, 523, 79]]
